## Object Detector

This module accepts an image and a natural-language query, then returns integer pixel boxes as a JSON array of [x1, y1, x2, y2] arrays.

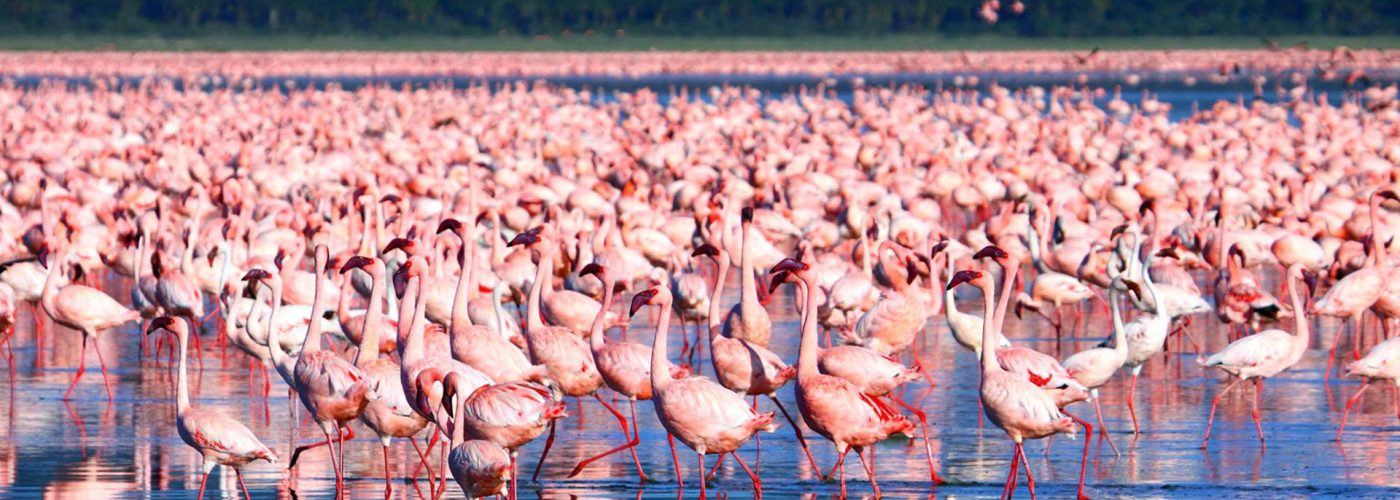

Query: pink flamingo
[[772, 258, 916, 498], [1313, 190, 1395, 380], [438, 219, 545, 384], [40, 245, 138, 401], [722, 207, 773, 348], [147, 316, 276, 500], [567, 262, 688, 480], [290, 245, 376, 496], [339, 255, 432, 499], [444, 394, 513, 499], [1337, 335, 1400, 440], [949, 267, 1078, 500], [634, 282, 775, 499], [439, 372, 566, 500], [1201, 263, 1313, 448]]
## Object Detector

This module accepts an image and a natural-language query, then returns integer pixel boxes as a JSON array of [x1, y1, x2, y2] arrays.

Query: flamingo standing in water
[[443, 388, 513, 499], [438, 370, 565, 500], [339, 255, 432, 498], [722, 207, 773, 348], [949, 267, 1078, 500], [567, 262, 688, 480], [634, 282, 775, 499], [290, 245, 376, 497], [1313, 190, 1395, 380], [40, 245, 138, 401], [772, 257, 916, 498], [147, 316, 276, 500], [1201, 263, 1313, 448], [1061, 278, 1133, 455], [1337, 333, 1400, 439]]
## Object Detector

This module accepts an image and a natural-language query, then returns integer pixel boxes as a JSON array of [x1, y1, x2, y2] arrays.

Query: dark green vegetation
[[4, 1, 1400, 43]]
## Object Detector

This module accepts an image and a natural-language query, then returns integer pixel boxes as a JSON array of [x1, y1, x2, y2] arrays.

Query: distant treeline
[[4, 0, 1399, 37]]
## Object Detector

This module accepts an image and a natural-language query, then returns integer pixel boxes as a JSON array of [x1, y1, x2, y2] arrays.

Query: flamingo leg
[[705, 452, 725, 481], [1251, 378, 1266, 446], [1092, 397, 1120, 456], [1202, 377, 1246, 448], [236, 468, 252, 500], [1326, 316, 1351, 382], [1336, 381, 1369, 441], [1063, 410, 1092, 500], [529, 420, 557, 481], [1127, 372, 1140, 436], [566, 397, 644, 479], [668, 433, 684, 488], [853, 446, 880, 497], [91, 336, 115, 403], [63, 335, 90, 401], [828, 447, 849, 498], [197, 468, 212, 500], [1394, 385, 1399, 421], [696, 452, 707, 500], [410, 437, 436, 485], [1017, 441, 1037, 500], [1001, 444, 1020, 500], [768, 395, 822, 480], [383, 443, 393, 499], [730, 451, 762, 497], [888, 392, 943, 484], [288, 426, 355, 468]]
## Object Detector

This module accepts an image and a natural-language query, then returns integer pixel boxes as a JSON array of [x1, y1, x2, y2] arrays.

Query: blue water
[[1, 269, 1399, 499]]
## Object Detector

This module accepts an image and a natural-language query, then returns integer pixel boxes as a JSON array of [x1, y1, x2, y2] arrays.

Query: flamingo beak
[[973, 245, 1007, 260], [692, 244, 719, 258], [946, 270, 979, 290], [507, 232, 540, 247], [579, 263, 604, 278], [146, 316, 175, 335], [339, 256, 373, 274], [1111, 224, 1129, 239], [436, 218, 462, 234], [393, 262, 413, 297], [241, 269, 270, 282], [629, 289, 659, 317], [769, 257, 807, 275], [930, 239, 949, 256], [380, 194, 402, 204], [769, 271, 790, 295], [383, 238, 413, 254], [1302, 270, 1318, 297], [741, 206, 753, 223]]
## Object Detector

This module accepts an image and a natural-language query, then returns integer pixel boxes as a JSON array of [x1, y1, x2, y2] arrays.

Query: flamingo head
[[692, 243, 720, 259], [507, 227, 544, 247], [1227, 244, 1246, 265], [973, 245, 1007, 261], [380, 193, 402, 204], [1155, 246, 1179, 260], [1302, 269, 1319, 297], [741, 206, 753, 223], [770, 257, 808, 275], [946, 269, 984, 290], [383, 237, 416, 255], [579, 263, 605, 280], [930, 239, 949, 257], [629, 288, 660, 317], [392, 259, 418, 298], [339, 255, 375, 275], [1122, 279, 1145, 302], [1375, 189, 1399, 204], [146, 316, 179, 336], [1110, 224, 1130, 240], [241, 268, 272, 283], [768, 271, 791, 295], [436, 218, 462, 235], [36, 245, 50, 269], [273, 249, 287, 271]]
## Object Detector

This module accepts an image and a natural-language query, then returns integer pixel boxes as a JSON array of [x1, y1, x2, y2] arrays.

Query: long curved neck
[[1108, 286, 1128, 355], [1369, 196, 1385, 268], [397, 275, 421, 361], [1286, 269, 1308, 346], [492, 287, 510, 340], [877, 241, 909, 293], [1027, 213, 1049, 273], [739, 221, 759, 311], [943, 256, 961, 317], [706, 252, 730, 338], [265, 280, 290, 363], [41, 252, 62, 315], [303, 261, 327, 354], [450, 230, 475, 334], [649, 292, 675, 392], [356, 266, 386, 367], [181, 203, 203, 275], [1217, 202, 1229, 270], [589, 276, 615, 351], [176, 324, 191, 414], [859, 225, 872, 275], [978, 281, 1001, 376], [527, 244, 554, 333], [993, 260, 1021, 332], [796, 273, 821, 378]]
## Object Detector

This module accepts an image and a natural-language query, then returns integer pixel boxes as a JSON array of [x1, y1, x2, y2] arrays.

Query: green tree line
[[3, 0, 1398, 37]]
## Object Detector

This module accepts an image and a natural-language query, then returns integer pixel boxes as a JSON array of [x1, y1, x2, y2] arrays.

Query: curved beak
[[769, 257, 807, 275], [437, 218, 462, 235], [340, 256, 373, 274], [629, 289, 659, 317], [768, 271, 790, 295], [579, 263, 604, 278], [692, 243, 719, 258], [241, 268, 271, 282], [973, 245, 1007, 260], [383, 238, 414, 254], [146, 316, 176, 335], [946, 270, 979, 290]]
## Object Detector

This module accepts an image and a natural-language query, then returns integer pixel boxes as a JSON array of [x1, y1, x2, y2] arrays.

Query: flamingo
[[634, 282, 776, 499], [39, 245, 138, 401], [1313, 190, 1395, 380], [722, 207, 773, 348], [772, 258, 915, 498], [1337, 335, 1400, 440], [1201, 263, 1313, 448], [443, 392, 513, 499], [948, 268, 1078, 500], [567, 262, 687, 480], [146, 316, 276, 500], [1060, 278, 1134, 455], [438, 219, 545, 384], [290, 245, 376, 497], [439, 371, 565, 500], [339, 255, 432, 499]]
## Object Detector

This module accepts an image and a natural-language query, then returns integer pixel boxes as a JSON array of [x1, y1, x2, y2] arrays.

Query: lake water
[[2, 268, 1398, 499]]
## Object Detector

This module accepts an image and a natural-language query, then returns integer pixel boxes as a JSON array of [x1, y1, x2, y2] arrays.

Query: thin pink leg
[[566, 396, 643, 479], [1202, 377, 1246, 448], [236, 468, 252, 499], [770, 395, 822, 480], [1017, 442, 1037, 499], [1336, 381, 1369, 441], [730, 452, 763, 497], [1063, 411, 1092, 500], [829, 448, 849, 498], [530, 420, 557, 481], [92, 338, 114, 402], [1127, 372, 1140, 436], [854, 446, 880, 497], [1002, 444, 1019, 500], [383, 443, 393, 499], [696, 452, 707, 500], [890, 393, 944, 485], [197, 469, 211, 500], [1252, 378, 1266, 446], [668, 433, 684, 488], [63, 335, 89, 401]]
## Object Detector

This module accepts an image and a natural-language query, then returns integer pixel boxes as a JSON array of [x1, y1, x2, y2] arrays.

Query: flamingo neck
[[978, 280, 1001, 376], [706, 252, 730, 339], [492, 287, 510, 341], [877, 240, 909, 294], [356, 266, 386, 367], [526, 244, 554, 334], [1286, 267, 1308, 349], [589, 276, 615, 352], [398, 275, 424, 363], [796, 273, 821, 378], [1369, 195, 1385, 268], [993, 260, 1021, 333], [1027, 212, 1049, 274], [176, 323, 191, 414], [649, 290, 675, 392], [303, 262, 327, 355], [450, 229, 476, 335], [265, 280, 290, 363], [1108, 286, 1128, 356], [739, 221, 759, 311]]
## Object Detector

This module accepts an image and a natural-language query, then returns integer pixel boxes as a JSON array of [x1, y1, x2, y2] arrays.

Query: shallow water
[[1, 270, 1399, 500]]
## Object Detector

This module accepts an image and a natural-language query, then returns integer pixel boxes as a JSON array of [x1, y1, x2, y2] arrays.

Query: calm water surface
[[1, 268, 1398, 499]]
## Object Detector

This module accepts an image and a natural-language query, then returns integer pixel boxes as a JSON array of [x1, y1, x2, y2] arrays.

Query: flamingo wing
[[1205, 330, 1293, 369]]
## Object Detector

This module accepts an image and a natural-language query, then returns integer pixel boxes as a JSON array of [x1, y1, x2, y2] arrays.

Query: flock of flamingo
[[1, 51, 1400, 500]]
